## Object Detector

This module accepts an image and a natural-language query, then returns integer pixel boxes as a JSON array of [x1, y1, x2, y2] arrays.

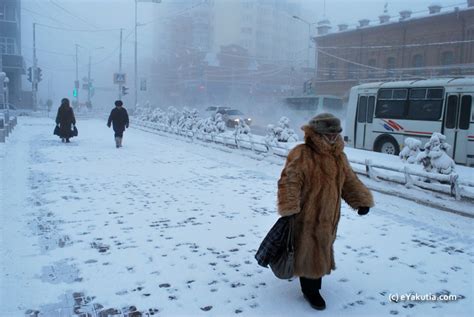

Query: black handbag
[[72, 125, 78, 137], [269, 216, 295, 279], [53, 125, 60, 136]]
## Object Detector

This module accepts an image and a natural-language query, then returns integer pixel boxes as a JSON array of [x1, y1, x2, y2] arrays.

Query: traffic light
[[122, 86, 129, 95], [37, 68, 43, 82], [27, 67, 32, 82], [73, 88, 78, 97]]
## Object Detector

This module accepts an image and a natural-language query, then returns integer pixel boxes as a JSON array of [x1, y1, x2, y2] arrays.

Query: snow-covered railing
[[131, 118, 474, 202]]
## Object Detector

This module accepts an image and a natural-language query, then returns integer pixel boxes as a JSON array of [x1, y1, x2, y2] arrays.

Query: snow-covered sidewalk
[[0, 117, 472, 317]]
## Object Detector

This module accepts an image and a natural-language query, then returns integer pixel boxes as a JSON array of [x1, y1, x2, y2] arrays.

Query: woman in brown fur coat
[[277, 113, 374, 310]]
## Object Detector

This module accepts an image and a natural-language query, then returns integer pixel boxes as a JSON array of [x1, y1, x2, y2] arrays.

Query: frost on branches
[[177, 107, 200, 132], [264, 116, 299, 146], [233, 119, 251, 138], [197, 113, 226, 134], [416, 133, 456, 174], [399, 138, 422, 164]]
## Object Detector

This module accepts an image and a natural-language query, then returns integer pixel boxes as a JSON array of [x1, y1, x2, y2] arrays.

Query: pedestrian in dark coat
[[55, 98, 76, 143], [277, 113, 374, 310], [107, 100, 129, 148]]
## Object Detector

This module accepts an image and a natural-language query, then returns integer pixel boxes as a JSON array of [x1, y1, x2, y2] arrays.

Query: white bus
[[344, 77, 474, 166]]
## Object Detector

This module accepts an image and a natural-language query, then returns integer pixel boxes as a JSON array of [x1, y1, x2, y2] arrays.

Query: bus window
[[378, 89, 392, 99], [407, 100, 442, 120], [393, 89, 408, 99], [376, 88, 407, 118], [407, 87, 443, 121], [367, 96, 375, 123], [410, 88, 426, 99], [459, 95, 472, 130], [357, 96, 368, 123], [427, 88, 443, 99], [445, 95, 458, 129]]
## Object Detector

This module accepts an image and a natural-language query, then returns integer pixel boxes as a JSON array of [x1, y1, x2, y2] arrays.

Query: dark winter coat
[[107, 106, 129, 133], [55, 104, 76, 138], [277, 126, 374, 279]]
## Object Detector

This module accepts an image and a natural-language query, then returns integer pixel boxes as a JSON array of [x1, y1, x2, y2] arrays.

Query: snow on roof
[[315, 5, 473, 38], [352, 77, 474, 90]]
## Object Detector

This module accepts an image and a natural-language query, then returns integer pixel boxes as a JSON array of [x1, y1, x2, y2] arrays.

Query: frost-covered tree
[[197, 112, 226, 134], [399, 138, 422, 164], [166, 106, 180, 128], [177, 107, 200, 132], [234, 119, 251, 137], [265, 116, 299, 146], [416, 133, 455, 174]]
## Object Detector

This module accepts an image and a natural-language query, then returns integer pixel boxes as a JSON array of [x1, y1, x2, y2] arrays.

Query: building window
[[328, 63, 336, 79], [412, 54, 423, 75], [367, 58, 376, 78], [440, 51, 454, 75], [0, 4, 16, 22], [240, 27, 252, 35], [386, 57, 396, 78], [0, 37, 16, 55]]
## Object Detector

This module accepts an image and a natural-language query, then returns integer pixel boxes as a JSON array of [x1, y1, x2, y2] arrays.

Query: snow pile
[[399, 138, 422, 164], [264, 116, 299, 147], [416, 133, 456, 174]]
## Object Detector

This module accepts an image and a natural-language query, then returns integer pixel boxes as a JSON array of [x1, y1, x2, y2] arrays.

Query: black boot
[[300, 277, 326, 310], [66, 138, 70, 143]]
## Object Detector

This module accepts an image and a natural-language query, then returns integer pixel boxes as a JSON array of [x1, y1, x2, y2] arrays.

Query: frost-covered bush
[[399, 137, 422, 164], [177, 107, 200, 132], [265, 116, 299, 146], [197, 112, 226, 134], [234, 119, 251, 138], [416, 132, 455, 174], [166, 106, 180, 130]]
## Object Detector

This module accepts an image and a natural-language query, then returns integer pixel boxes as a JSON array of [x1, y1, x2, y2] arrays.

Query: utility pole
[[32, 23, 38, 111], [134, 0, 138, 110], [119, 28, 123, 100], [75, 44, 79, 107], [87, 55, 91, 105]]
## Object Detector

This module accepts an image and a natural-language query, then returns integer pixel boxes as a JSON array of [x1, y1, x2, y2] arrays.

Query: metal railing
[[131, 118, 474, 202]]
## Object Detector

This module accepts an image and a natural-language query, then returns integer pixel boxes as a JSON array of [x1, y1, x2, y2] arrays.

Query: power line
[[34, 22, 125, 33], [49, 0, 99, 30]]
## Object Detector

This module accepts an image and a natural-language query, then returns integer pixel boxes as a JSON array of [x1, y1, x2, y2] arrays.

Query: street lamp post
[[134, 0, 161, 111], [292, 15, 315, 68], [87, 47, 104, 108]]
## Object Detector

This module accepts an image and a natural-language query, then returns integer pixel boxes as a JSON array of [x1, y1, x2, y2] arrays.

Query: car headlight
[[234, 118, 240, 122]]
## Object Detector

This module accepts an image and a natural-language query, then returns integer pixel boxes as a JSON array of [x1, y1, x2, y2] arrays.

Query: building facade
[[313, 1, 474, 99], [0, 0, 25, 107]]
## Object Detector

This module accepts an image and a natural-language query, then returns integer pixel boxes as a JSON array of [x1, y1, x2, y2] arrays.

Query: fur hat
[[308, 113, 342, 134], [115, 100, 123, 107]]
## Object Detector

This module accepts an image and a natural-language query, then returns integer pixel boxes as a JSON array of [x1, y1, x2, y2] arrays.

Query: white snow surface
[[0, 117, 473, 316]]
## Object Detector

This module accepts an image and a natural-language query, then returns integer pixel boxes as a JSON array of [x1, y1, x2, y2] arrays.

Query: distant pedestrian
[[277, 113, 374, 310], [107, 100, 129, 148], [55, 98, 76, 143]]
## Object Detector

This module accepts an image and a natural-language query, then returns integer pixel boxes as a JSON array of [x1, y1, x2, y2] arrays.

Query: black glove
[[358, 207, 370, 216], [107, 123, 111, 128]]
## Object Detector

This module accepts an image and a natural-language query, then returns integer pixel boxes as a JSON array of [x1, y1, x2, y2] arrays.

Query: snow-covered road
[[1, 117, 472, 317]]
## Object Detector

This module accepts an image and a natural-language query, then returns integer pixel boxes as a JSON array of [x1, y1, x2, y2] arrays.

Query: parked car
[[216, 109, 252, 128]]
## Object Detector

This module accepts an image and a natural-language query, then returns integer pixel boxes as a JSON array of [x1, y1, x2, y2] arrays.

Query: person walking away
[[107, 100, 129, 148], [55, 98, 76, 143], [277, 113, 374, 310]]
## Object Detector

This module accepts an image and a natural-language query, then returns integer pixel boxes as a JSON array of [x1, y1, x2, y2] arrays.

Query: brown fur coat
[[277, 126, 374, 279]]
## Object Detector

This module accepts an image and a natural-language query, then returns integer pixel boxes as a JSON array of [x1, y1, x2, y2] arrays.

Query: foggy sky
[[20, 0, 465, 109]]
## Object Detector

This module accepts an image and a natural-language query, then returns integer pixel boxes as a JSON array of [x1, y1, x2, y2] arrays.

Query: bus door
[[444, 94, 472, 164], [355, 94, 376, 149]]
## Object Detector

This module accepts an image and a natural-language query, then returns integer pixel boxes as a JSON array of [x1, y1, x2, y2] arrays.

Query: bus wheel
[[375, 137, 400, 155]]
